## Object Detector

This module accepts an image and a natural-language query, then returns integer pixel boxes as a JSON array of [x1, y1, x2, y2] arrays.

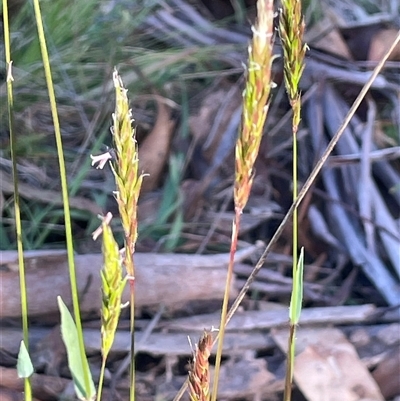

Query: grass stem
[[279, 0, 307, 398], [31, 0, 91, 397], [3, 0, 32, 399], [211, 1, 274, 399], [211, 212, 240, 401], [109, 70, 145, 401]]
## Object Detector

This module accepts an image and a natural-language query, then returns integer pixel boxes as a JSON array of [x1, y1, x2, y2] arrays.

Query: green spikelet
[[100, 214, 126, 359]]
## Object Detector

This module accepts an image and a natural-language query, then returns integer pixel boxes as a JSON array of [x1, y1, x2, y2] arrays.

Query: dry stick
[[173, 29, 400, 401]]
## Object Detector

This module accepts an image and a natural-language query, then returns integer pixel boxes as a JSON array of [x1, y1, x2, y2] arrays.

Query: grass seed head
[[99, 213, 126, 359], [279, 0, 307, 127], [111, 69, 145, 275], [188, 331, 213, 401], [235, 0, 275, 212]]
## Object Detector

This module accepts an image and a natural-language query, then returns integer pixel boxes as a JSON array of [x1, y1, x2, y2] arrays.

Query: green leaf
[[165, 208, 184, 251], [289, 247, 304, 324], [58, 297, 96, 400], [157, 153, 184, 224], [17, 341, 34, 378]]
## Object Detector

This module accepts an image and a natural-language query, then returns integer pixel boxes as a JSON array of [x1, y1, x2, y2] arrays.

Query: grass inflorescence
[[211, 1, 275, 400], [91, 69, 145, 401], [95, 212, 127, 401], [279, 1, 307, 399], [188, 331, 214, 401]]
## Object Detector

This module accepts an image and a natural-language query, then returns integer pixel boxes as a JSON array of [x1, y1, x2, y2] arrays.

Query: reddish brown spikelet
[[188, 331, 213, 401]]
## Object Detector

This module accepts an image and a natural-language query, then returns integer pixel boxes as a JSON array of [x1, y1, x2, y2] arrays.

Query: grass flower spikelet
[[111, 69, 145, 401], [111, 69, 145, 277], [279, 0, 307, 129], [99, 213, 126, 359], [188, 331, 213, 401]]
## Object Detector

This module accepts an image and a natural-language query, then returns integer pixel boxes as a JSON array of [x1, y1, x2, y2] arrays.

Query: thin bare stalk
[[3, 0, 32, 399], [210, 212, 240, 401]]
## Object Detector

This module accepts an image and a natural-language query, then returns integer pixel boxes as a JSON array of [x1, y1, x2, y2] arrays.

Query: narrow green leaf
[[289, 247, 304, 324], [165, 208, 184, 251], [157, 153, 184, 224], [17, 341, 34, 378], [58, 297, 96, 400]]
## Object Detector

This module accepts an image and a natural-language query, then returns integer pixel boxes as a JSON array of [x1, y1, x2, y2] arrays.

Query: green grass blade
[[58, 296, 96, 401], [164, 207, 184, 251], [157, 153, 185, 224], [289, 247, 304, 324], [284, 247, 304, 401], [17, 341, 34, 378]]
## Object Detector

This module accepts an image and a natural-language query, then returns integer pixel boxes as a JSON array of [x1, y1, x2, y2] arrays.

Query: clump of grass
[[210, 1, 275, 400], [188, 331, 213, 401]]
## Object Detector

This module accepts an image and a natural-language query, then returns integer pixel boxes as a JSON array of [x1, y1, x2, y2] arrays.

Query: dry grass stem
[[188, 331, 213, 401]]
